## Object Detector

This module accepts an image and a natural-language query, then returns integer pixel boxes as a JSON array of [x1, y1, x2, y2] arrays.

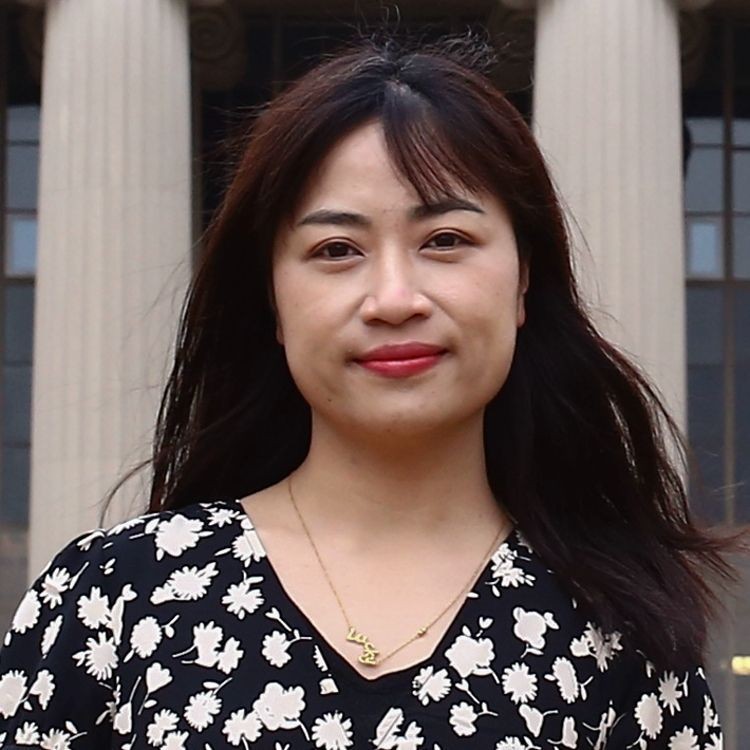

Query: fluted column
[[29, 0, 194, 577], [501, 0, 700, 437]]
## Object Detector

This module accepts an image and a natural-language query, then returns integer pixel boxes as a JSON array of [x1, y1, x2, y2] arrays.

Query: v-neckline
[[230, 497, 518, 693]]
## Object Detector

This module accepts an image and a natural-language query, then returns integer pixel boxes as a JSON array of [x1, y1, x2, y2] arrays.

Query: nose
[[359, 248, 433, 326]]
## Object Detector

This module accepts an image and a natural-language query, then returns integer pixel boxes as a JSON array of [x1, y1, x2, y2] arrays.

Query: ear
[[516, 263, 530, 328]]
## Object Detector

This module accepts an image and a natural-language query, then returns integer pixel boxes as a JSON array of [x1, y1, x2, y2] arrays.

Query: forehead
[[291, 120, 484, 220]]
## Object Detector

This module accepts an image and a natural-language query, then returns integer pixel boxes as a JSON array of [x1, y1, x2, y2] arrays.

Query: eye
[[423, 232, 469, 250], [313, 241, 361, 260]]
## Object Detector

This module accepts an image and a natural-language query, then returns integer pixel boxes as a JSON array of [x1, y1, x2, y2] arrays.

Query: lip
[[353, 342, 447, 379], [355, 342, 447, 362]]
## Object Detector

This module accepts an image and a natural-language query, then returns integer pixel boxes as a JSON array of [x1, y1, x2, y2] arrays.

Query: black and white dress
[[0, 499, 723, 748]]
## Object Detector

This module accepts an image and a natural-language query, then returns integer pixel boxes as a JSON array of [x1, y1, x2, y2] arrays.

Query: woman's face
[[271, 120, 528, 441]]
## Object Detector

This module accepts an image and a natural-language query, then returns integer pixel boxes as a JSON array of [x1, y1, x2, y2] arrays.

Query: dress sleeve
[[606, 652, 723, 749], [0, 528, 118, 748]]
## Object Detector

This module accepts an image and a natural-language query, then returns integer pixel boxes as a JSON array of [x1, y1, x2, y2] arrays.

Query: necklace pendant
[[346, 626, 380, 666]]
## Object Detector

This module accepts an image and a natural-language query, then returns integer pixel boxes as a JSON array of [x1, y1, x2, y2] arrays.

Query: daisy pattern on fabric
[[40, 615, 63, 656], [658, 671, 684, 715], [184, 689, 222, 730], [76, 586, 110, 629], [502, 662, 538, 704], [634, 693, 663, 740], [668, 726, 700, 750], [0, 669, 26, 719], [512, 607, 559, 655], [150, 561, 219, 604], [444, 629, 496, 678], [14, 720, 41, 744], [232, 521, 266, 567], [146, 708, 179, 744], [412, 665, 452, 705], [545, 656, 579, 704], [39, 567, 71, 608], [569, 622, 623, 671], [222, 575, 265, 619], [128, 615, 163, 659], [449, 702, 478, 736], [252, 682, 307, 735], [222, 708, 263, 745], [29, 669, 55, 709], [262, 631, 294, 668], [311, 710, 354, 749], [153, 515, 212, 560], [10, 588, 41, 635], [72, 631, 118, 680], [489, 542, 535, 593]]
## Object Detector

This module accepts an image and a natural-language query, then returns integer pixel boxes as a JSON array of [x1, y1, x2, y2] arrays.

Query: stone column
[[27, 0, 201, 578], [501, 0, 702, 438]]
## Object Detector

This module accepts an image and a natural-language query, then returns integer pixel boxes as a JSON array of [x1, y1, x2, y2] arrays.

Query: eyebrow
[[295, 197, 485, 228]]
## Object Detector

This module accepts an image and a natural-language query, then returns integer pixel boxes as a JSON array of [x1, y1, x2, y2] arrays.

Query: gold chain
[[286, 474, 509, 668]]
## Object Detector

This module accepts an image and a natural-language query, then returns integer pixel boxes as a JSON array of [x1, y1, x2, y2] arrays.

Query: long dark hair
[[101, 31, 747, 672]]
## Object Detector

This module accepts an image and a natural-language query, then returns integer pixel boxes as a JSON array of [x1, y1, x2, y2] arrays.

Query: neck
[[289, 413, 509, 553]]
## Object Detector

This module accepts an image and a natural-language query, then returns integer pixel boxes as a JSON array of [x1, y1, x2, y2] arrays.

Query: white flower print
[[659, 671, 684, 715], [555, 715, 578, 748], [40, 727, 73, 749], [0, 669, 27, 719], [444, 631, 495, 678], [76, 586, 110, 629], [569, 622, 623, 671], [154, 515, 210, 560], [39, 567, 71, 608], [184, 689, 221, 730], [107, 516, 149, 536], [634, 693, 663, 740], [252, 682, 306, 732], [668, 726, 699, 750], [703, 693, 720, 733], [311, 710, 354, 749], [14, 720, 41, 744], [208, 506, 240, 527], [129, 616, 163, 659], [40, 615, 63, 657], [413, 666, 451, 705], [162, 731, 189, 749], [495, 739, 525, 750], [145, 662, 173, 693], [372, 707, 425, 749], [546, 657, 579, 703], [502, 662, 538, 704], [28, 669, 54, 709], [320, 678, 339, 695], [232, 524, 266, 567], [704, 732, 723, 750], [490, 543, 535, 592], [113, 702, 132, 734], [11, 588, 41, 634], [519, 704, 557, 737], [512, 607, 559, 655], [146, 708, 179, 745], [222, 576, 265, 619], [223, 708, 263, 745], [263, 631, 293, 668], [449, 702, 478, 736], [150, 561, 219, 604], [72, 631, 118, 680], [175, 621, 244, 674]]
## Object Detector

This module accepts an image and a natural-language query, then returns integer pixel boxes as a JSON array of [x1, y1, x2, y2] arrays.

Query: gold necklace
[[286, 475, 509, 668]]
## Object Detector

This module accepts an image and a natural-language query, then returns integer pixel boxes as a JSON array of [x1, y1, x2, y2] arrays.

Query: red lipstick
[[354, 342, 447, 378]]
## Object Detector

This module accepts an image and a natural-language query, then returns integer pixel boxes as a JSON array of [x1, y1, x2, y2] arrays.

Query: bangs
[[380, 77, 498, 206]]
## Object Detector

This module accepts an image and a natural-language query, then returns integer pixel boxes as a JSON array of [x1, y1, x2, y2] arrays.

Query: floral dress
[[0, 499, 723, 749]]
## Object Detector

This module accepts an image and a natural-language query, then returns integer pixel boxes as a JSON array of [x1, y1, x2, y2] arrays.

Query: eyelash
[[312, 232, 471, 260]]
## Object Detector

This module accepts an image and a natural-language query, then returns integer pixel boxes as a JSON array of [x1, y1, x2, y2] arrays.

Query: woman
[[0, 33, 744, 748]]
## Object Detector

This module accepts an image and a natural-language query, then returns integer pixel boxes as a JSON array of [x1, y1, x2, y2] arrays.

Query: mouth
[[352, 341, 448, 378]]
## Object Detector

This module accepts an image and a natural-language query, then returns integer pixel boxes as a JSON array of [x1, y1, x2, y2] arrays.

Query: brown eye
[[424, 232, 467, 250], [314, 242, 360, 260]]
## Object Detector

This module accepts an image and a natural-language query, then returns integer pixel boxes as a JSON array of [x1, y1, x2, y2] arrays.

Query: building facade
[[0, 0, 748, 745]]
